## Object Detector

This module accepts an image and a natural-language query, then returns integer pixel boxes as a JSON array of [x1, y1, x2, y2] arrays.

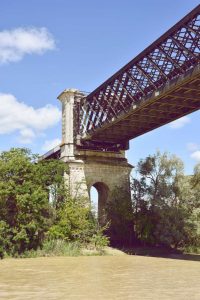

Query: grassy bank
[[4, 240, 111, 259], [3, 242, 200, 260]]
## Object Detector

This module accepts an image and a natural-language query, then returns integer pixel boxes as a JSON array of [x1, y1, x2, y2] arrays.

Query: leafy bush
[[47, 196, 95, 243], [0, 221, 11, 258], [89, 230, 109, 252]]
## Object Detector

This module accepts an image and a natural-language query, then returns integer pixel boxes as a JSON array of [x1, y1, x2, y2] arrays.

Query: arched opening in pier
[[90, 182, 109, 225]]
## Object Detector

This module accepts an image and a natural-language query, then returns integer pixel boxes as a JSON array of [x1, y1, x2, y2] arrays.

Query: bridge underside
[[82, 64, 200, 144], [77, 5, 200, 150]]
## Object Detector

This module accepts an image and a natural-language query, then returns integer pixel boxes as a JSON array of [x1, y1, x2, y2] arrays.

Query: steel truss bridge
[[71, 5, 200, 152]]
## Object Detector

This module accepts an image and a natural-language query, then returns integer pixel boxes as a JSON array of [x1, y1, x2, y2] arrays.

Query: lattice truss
[[78, 5, 200, 137]]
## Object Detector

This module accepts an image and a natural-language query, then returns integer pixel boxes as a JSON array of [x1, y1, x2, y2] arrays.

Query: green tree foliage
[[179, 166, 200, 247], [192, 163, 200, 187], [0, 221, 11, 258], [192, 165, 200, 243], [132, 151, 200, 249], [48, 195, 94, 243], [48, 192, 109, 249], [0, 148, 67, 256], [105, 187, 135, 246]]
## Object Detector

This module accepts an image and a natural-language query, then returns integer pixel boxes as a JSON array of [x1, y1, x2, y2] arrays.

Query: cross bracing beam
[[78, 5, 200, 146], [82, 63, 200, 143]]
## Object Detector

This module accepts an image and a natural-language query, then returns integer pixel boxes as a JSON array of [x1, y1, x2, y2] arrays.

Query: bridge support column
[[77, 150, 133, 224], [57, 89, 134, 245], [64, 149, 133, 245]]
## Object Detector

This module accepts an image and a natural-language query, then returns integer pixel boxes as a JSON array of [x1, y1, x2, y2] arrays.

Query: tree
[[191, 163, 200, 188], [131, 151, 199, 248], [179, 165, 200, 247], [105, 187, 135, 246], [0, 148, 67, 255]]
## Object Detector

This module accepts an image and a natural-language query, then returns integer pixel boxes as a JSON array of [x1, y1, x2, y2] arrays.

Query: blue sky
[[0, 0, 200, 174]]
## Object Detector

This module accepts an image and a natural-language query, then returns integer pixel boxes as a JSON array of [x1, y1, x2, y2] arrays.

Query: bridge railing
[[79, 5, 200, 138]]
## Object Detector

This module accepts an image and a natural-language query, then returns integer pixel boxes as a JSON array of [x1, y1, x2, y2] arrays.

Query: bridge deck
[[79, 5, 200, 146], [83, 64, 200, 143]]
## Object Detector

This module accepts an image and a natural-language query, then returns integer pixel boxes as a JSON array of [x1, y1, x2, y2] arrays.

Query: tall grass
[[20, 240, 81, 258], [19, 239, 109, 258]]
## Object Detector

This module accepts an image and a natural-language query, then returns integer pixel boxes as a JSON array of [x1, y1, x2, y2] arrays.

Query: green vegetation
[[16, 240, 81, 258], [0, 148, 108, 259], [132, 151, 200, 251], [105, 187, 135, 246], [0, 148, 199, 259]]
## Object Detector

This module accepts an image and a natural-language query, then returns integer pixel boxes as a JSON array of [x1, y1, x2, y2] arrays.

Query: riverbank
[[117, 245, 200, 261], [3, 244, 199, 261], [2, 242, 126, 259]]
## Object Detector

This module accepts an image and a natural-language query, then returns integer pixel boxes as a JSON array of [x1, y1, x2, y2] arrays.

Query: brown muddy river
[[0, 256, 199, 300]]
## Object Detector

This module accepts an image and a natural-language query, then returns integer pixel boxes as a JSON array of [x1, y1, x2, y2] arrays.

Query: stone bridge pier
[[56, 89, 133, 242]]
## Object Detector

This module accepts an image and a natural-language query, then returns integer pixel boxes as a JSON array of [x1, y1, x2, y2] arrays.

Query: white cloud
[[187, 142, 199, 152], [0, 27, 55, 64], [169, 116, 190, 129], [190, 151, 200, 162], [187, 142, 200, 162], [42, 138, 61, 152], [0, 93, 61, 143], [18, 128, 36, 144]]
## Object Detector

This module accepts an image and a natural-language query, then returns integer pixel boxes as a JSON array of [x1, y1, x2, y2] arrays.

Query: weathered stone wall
[[83, 157, 132, 196], [63, 149, 132, 224], [64, 151, 132, 199]]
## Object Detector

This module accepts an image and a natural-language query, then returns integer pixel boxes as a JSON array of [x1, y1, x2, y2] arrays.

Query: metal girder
[[77, 5, 200, 148]]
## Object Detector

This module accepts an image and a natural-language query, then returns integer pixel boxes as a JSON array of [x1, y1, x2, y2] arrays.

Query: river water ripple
[[0, 256, 199, 299]]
